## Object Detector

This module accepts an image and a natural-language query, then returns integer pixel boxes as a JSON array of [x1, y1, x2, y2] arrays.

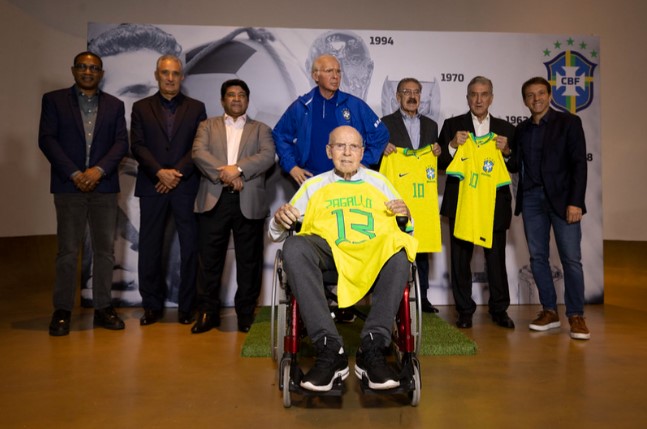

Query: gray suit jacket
[[192, 116, 276, 219]]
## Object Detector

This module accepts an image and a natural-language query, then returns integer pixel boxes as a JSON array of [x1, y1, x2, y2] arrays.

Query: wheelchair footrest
[[358, 374, 416, 395], [288, 374, 346, 398]]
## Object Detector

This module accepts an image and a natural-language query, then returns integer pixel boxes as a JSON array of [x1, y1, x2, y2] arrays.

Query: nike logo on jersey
[[398, 173, 409, 177], [461, 157, 469, 161]]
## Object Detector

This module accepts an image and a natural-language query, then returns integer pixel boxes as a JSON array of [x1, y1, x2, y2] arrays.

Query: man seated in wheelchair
[[269, 125, 418, 392]]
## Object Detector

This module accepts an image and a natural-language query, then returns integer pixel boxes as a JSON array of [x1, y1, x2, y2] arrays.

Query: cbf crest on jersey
[[543, 38, 598, 113], [482, 158, 494, 174], [425, 165, 436, 182]]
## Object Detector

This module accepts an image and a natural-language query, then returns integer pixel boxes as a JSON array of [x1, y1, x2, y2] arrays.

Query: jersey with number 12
[[299, 179, 418, 307]]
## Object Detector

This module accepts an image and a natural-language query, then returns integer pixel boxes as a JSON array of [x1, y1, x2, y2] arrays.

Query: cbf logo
[[482, 158, 494, 174], [425, 165, 436, 182], [543, 38, 598, 113]]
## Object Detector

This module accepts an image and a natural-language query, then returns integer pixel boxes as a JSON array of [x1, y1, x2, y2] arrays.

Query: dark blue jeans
[[521, 187, 585, 316]]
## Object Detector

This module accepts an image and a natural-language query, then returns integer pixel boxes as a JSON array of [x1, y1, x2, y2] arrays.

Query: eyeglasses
[[329, 143, 363, 152], [399, 89, 421, 96], [74, 64, 103, 73]]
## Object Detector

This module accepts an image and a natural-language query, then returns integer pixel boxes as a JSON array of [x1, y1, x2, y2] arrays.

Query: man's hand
[[432, 142, 441, 157], [451, 131, 469, 148], [230, 176, 244, 192], [566, 205, 583, 224], [383, 142, 397, 156], [289, 166, 313, 185], [156, 169, 182, 192], [154, 182, 173, 194], [496, 135, 511, 157], [73, 167, 102, 192], [217, 165, 241, 185], [274, 203, 301, 230], [385, 199, 410, 219], [72, 172, 91, 192]]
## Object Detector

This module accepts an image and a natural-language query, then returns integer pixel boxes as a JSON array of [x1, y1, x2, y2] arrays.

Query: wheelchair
[[270, 234, 423, 408]]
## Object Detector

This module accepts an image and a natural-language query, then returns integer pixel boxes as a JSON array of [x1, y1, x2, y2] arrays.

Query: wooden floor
[[1, 237, 646, 428]]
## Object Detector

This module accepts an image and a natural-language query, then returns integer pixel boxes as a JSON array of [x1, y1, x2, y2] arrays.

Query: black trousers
[[448, 217, 510, 315], [138, 192, 198, 313], [196, 191, 265, 317]]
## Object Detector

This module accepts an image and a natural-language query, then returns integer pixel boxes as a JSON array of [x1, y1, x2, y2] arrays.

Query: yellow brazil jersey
[[299, 179, 418, 307], [446, 132, 511, 248], [379, 145, 441, 253]]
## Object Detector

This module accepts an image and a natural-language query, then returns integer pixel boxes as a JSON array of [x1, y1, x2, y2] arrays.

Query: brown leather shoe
[[568, 315, 591, 340], [529, 310, 560, 331]]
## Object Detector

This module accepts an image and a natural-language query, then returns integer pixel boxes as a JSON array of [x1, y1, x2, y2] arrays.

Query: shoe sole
[[570, 331, 591, 340], [529, 321, 561, 331], [354, 365, 400, 390], [300, 366, 349, 392]]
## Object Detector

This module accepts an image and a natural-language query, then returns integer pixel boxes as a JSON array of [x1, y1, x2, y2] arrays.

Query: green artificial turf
[[241, 307, 477, 357]]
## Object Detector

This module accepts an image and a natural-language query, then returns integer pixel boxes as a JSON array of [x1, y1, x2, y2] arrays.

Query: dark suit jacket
[[130, 92, 207, 197], [381, 110, 439, 150], [38, 86, 128, 193], [514, 108, 587, 218], [438, 112, 516, 231], [192, 116, 276, 220]]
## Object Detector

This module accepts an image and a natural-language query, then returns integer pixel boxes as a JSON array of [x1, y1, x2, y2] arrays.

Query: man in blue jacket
[[273, 54, 389, 186], [39, 51, 128, 336]]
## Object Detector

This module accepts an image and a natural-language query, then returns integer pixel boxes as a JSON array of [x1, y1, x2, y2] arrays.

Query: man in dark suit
[[381, 77, 441, 313], [515, 76, 589, 340], [438, 76, 516, 329], [39, 51, 128, 336], [191, 79, 275, 333], [130, 55, 207, 326]]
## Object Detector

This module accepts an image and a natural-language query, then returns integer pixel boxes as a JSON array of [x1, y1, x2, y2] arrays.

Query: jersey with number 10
[[298, 178, 418, 307], [446, 132, 511, 248], [379, 145, 441, 253]]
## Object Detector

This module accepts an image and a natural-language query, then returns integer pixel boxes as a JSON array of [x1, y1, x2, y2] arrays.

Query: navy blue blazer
[[130, 92, 207, 197], [514, 108, 587, 219], [438, 112, 516, 231], [38, 86, 128, 194]]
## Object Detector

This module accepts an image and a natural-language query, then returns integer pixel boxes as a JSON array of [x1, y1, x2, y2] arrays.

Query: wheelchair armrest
[[396, 215, 408, 232]]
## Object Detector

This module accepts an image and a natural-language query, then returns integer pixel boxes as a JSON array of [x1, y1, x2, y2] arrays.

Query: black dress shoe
[[237, 314, 255, 333], [49, 309, 71, 336], [456, 313, 473, 329], [491, 312, 515, 329], [178, 311, 194, 325], [421, 300, 440, 313], [140, 309, 163, 326], [94, 307, 125, 330], [191, 311, 219, 334]]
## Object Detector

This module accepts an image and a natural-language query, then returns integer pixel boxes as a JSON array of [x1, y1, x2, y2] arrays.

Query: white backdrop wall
[[77, 23, 602, 308], [1, 0, 645, 242]]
